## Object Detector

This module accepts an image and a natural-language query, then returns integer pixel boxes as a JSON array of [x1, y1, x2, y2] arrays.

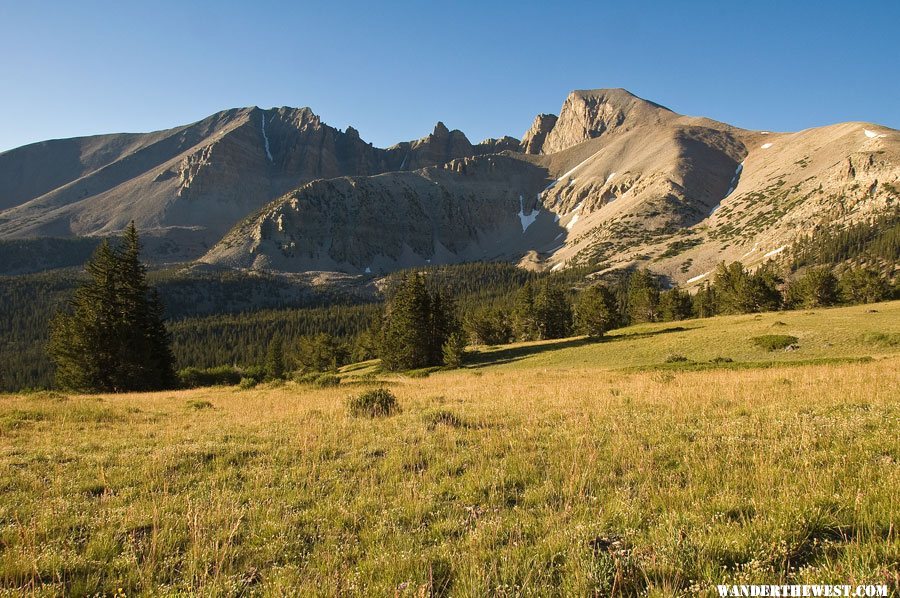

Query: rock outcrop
[[540, 89, 675, 154], [521, 114, 558, 154], [2, 88, 898, 284]]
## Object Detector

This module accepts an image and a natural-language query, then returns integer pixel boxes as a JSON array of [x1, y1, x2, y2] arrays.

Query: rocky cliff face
[[0, 109, 509, 259], [521, 114, 558, 154], [203, 154, 551, 273], [3, 89, 898, 283], [540, 89, 676, 154]]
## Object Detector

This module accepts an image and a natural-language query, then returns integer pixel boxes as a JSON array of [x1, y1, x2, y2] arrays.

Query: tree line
[[7, 222, 899, 392]]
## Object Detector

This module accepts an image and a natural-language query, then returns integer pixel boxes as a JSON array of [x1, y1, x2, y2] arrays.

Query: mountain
[[0, 107, 499, 261], [2, 89, 898, 284], [200, 89, 899, 283]]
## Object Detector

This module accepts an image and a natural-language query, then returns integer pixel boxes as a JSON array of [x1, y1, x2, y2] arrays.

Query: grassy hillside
[[1, 303, 898, 595]]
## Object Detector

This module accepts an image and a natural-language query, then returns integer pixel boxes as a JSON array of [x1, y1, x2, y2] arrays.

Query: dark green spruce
[[48, 223, 176, 392]]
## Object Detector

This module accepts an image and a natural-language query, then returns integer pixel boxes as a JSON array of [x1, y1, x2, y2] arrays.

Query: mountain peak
[[539, 87, 677, 154], [432, 121, 450, 137]]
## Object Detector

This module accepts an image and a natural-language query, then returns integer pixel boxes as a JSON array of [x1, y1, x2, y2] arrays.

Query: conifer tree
[[626, 269, 660, 323], [48, 223, 176, 392], [790, 266, 839, 308], [442, 331, 468, 368], [659, 285, 693, 321], [512, 281, 539, 341], [838, 266, 889, 304], [692, 282, 717, 318], [378, 273, 458, 371], [265, 336, 286, 380], [534, 282, 573, 339], [574, 285, 616, 338]]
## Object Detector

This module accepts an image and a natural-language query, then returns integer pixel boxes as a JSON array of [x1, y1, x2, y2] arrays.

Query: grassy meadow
[[1, 302, 899, 595]]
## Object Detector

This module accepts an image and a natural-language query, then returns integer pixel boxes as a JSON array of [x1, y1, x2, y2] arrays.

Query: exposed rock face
[[385, 122, 476, 171], [476, 136, 522, 154], [2, 88, 898, 284], [540, 89, 675, 154], [0, 109, 505, 259], [521, 114, 558, 154], [202, 154, 551, 273]]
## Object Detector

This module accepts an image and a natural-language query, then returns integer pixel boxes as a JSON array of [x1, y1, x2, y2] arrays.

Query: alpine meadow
[[1, 1, 899, 596]]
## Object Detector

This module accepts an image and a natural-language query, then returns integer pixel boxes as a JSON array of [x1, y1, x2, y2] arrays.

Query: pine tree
[[713, 261, 782, 314], [534, 282, 572, 339], [512, 281, 539, 341], [48, 223, 176, 392], [378, 274, 438, 371], [791, 266, 839, 308], [659, 285, 693, 321], [442, 331, 468, 368], [466, 308, 513, 345], [692, 282, 717, 318], [626, 269, 660, 323], [265, 336, 286, 380], [839, 266, 889, 304], [574, 285, 616, 338]]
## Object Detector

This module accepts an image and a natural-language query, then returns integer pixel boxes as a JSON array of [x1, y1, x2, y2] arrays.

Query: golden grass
[[1, 303, 898, 595]]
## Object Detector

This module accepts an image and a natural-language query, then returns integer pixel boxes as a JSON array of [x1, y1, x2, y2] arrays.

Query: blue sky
[[1, 0, 898, 152]]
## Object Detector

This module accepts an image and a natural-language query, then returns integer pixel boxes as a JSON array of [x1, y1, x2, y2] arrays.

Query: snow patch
[[551, 262, 565, 272], [399, 152, 409, 170], [605, 172, 616, 183], [763, 245, 786, 258], [710, 161, 745, 216], [364, 267, 371, 274], [517, 195, 539, 232], [566, 214, 579, 230], [542, 150, 603, 192], [864, 129, 886, 139], [760, 143, 773, 149], [554, 232, 564, 240], [686, 272, 709, 284], [261, 112, 273, 162]]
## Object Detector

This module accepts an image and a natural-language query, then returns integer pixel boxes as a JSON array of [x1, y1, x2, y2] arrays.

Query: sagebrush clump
[[347, 388, 399, 417]]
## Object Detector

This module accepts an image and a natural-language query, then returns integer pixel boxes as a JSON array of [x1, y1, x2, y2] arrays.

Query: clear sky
[[1, 0, 898, 152]]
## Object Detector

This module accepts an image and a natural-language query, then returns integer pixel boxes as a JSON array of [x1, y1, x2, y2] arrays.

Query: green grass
[[0, 302, 898, 595]]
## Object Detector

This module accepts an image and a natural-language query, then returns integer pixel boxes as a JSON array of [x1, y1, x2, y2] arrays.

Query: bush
[[178, 366, 242, 388], [239, 377, 258, 389], [314, 374, 341, 388], [242, 365, 267, 384], [292, 371, 321, 385], [665, 354, 689, 363], [347, 388, 399, 418], [423, 409, 468, 429], [752, 335, 799, 351], [187, 400, 213, 410]]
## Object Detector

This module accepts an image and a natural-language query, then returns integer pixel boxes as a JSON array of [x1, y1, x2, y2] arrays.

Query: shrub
[[178, 366, 242, 388], [187, 400, 213, 410], [314, 374, 340, 388], [242, 365, 267, 384], [239, 377, 258, 389], [423, 409, 468, 429], [292, 371, 321, 385], [347, 388, 399, 418], [752, 335, 799, 351], [406, 367, 440, 379], [665, 354, 689, 363]]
